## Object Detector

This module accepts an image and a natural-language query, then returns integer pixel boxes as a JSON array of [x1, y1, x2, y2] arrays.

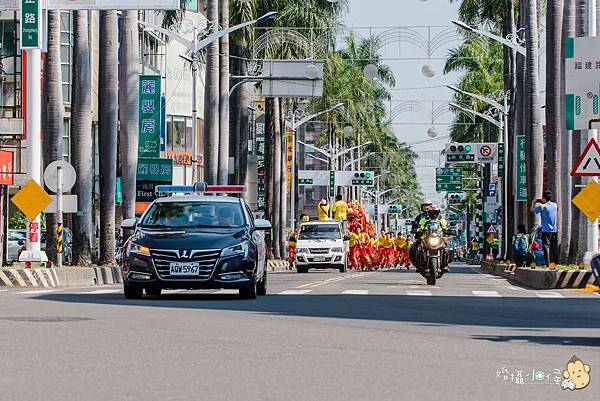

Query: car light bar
[[155, 183, 245, 194]]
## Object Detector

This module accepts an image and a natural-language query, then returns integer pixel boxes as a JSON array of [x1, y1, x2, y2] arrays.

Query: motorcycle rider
[[409, 199, 433, 265], [418, 205, 450, 272]]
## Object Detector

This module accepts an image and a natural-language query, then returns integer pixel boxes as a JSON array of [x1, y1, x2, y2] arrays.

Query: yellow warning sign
[[572, 180, 600, 222], [11, 179, 52, 220]]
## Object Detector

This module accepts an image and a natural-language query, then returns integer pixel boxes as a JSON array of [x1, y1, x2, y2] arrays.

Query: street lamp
[[140, 11, 278, 183], [451, 20, 526, 56]]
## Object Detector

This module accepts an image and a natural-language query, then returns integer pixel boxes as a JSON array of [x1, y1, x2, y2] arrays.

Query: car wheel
[[339, 263, 347, 273], [124, 284, 143, 299], [297, 266, 308, 273], [240, 274, 257, 299], [257, 269, 267, 296], [145, 287, 162, 297]]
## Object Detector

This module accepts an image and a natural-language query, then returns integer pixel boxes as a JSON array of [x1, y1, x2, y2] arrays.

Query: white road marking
[[76, 289, 121, 295], [213, 289, 239, 295], [341, 290, 369, 295], [472, 291, 502, 297], [0, 289, 8, 292], [13, 289, 59, 295], [506, 286, 522, 291], [277, 290, 312, 295], [535, 291, 564, 298], [406, 290, 432, 296]]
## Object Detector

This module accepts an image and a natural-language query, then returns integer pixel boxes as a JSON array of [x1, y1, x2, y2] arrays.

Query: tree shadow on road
[[472, 335, 600, 347]]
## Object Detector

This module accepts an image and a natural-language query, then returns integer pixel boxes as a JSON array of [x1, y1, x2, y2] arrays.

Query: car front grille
[[309, 248, 330, 254], [151, 249, 221, 280]]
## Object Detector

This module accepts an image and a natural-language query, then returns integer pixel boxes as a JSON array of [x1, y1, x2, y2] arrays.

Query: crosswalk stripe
[[535, 291, 564, 298], [341, 290, 369, 295], [406, 290, 432, 296], [14, 289, 58, 295], [213, 289, 239, 295], [277, 290, 312, 295], [77, 289, 121, 295], [472, 291, 502, 297]]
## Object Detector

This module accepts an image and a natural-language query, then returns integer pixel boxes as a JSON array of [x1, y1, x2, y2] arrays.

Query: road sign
[[498, 143, 505, 176], [488, 183, 496, 197], [298, 170, 329, 186], [329, 170, 335, 197], [11, 179, 52, 220], [487, 224, 497, 234], [445, 143, 475, 162], [565, 36, 600, 130], [516, 135, 528, 201], [20, 0, 41, 49], [572, 180, 600, 222], [44, 194, 78, 213], [387, 204, 403, 214], [476, 143, 498, 163], [436, 167, 462, 192], [298, 170, 376, 187], [571, 137, 600, 176], [261, 60, 324, 98], [44, 160, 76, 193]]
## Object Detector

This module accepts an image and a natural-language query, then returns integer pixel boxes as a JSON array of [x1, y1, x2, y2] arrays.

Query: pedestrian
[[470, 238, 478, 260], [512, 224, 529, 267], [317, 197, 330, 221], [332, 194, 349, 221], [530, 190, 558, 267]]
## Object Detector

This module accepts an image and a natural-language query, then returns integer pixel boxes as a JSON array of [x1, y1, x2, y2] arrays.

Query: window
[[60, 11, 73, 103], [62, 119, 70, 161], [172, 116, 186, 152]]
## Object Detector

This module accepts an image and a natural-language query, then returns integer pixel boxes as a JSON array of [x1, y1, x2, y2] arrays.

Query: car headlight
[[129, 242, 151, 256], [331, 247, 343, 253], [296, 248, 309, 254], [222, 241, 249, 258]]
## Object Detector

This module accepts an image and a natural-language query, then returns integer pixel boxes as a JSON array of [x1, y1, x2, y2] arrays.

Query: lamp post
[[286, 103, 343, 230], [139, 11, 277, 183], [451, 20, 526, 56]]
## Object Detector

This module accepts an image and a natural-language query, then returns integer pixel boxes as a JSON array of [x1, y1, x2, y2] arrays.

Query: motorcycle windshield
[[428, 221, 440, 231]]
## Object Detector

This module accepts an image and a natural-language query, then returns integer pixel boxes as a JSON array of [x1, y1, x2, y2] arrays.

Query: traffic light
[[445, 143, 475, 162], [387, 204, 403, 214], [447, 192, 466, 204], [351, 171, 374, 186]]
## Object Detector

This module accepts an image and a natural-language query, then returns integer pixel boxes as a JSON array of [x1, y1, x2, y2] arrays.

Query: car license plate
[[169, 262, 200, 276], [313, 256, 326, 262]]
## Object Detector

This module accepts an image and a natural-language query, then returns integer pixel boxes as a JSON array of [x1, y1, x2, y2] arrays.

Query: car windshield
[[298, 224, 341, 240], [140, 201, 245, 229]]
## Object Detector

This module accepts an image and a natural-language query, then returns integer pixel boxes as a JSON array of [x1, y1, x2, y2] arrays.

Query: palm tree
[[524, 0, 544, 212], [41, 10, 64, 264], [218, 0, 230, 184], [204, 0, 220, 184], [98, 11, 119, 265], [545, 0, 564, 233], [70, 10, 93, 265], [560, 0, 575, 262], [119, 10, 140, 225]]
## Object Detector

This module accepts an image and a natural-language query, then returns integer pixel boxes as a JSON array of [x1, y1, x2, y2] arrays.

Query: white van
[[294, 221, 349, 273]]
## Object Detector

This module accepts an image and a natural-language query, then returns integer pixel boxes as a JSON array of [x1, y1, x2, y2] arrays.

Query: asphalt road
[[1, 263, 598, 401]]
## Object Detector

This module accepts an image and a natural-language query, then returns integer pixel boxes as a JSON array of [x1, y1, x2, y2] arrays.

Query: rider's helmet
[[421, 199, 433, 212], [427, 205, 441, 220]]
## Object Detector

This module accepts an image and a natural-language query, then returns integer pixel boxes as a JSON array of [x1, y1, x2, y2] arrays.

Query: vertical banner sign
[[138, 75, 161, 158], [160, 95, 166, 152], [20, 0, 41, 49], [498, 143, 505, 176], [255, 101, 266, 214], [329, 170, 335, 198], [286, 127, 293, 193], [516, 135, 528, 201]]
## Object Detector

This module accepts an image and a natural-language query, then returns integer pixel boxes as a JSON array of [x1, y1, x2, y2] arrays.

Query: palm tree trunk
[[238, 55, 250, 186], [525, 0, 544, 209], [271, 98, 282, 259], [204, 0, 219, 184], [229, 44, 241, 182], [71, 10, 93, 265], [218, 0, 230, 184], [545, 1, 563, 230], [41, 10, 64, 264], [118, 10, 139, 225], [516, 1, 527, 227], [279, 99, 288, 258], [98, 10, 119, 265], [560, 0, 575, 262]]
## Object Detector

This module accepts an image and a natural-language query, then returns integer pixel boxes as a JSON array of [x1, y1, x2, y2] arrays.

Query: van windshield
[[298, 224, 341, 240]]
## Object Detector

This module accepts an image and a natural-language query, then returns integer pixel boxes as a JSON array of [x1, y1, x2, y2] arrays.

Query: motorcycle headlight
[[222, 241, 249, 258], [331, 247, 343, 253], [129, 242, 151, 256], [296, 248, 309, 254], [426, 237, 442, 248]]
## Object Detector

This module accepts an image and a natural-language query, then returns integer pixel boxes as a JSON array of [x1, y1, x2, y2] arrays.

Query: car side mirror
[[121, 218, 137, 230], [254, 219, 272, 230]]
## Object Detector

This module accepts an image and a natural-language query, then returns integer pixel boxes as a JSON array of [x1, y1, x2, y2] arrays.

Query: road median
[[0, 266, 122, 288]]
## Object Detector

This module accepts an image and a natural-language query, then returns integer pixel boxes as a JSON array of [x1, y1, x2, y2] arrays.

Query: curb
[[0, 266, 122, 288], [479, 263, 595, 290]]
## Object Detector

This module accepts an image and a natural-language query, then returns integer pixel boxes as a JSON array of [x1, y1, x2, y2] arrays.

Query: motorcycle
[[415, 219, 450, 285]]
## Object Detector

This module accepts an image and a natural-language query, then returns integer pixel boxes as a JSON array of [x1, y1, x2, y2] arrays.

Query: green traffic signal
[[465, 145, 472, 152]]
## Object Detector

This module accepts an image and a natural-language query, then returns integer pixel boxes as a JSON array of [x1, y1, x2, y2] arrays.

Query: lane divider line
[[535, 291, 564, 298], [277, 289, 313, 295], [341, 290, 369, 295], [472, 290, 502, 297], [406, 290, 432, 296]]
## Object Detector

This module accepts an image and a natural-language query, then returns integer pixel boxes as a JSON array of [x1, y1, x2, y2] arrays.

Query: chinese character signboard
[[255, 101, 266, 215], [137, 158, 173, 182], [435, 167, 462, 192], [286, 127, 293, 192], [516, 135, 527, 201], [20, 0, 41, 49], [565, 36, 600, 130], [0, 150, 14, 185], [139, 75, 161, 158]]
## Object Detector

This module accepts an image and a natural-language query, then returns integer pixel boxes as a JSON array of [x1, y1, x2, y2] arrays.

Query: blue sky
[[344, 0, 462, 202]]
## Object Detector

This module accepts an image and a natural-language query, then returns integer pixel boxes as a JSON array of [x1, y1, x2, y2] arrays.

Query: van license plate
[[313, 256, 326, 262], [170, 262, 200, 275]]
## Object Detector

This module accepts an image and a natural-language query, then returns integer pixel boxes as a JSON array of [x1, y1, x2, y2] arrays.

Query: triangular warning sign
[[487, 225, 497, 234], [571, 138, 600, 176]]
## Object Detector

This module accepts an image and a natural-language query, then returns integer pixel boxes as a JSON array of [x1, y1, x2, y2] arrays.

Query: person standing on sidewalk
[[530, 190, 558, 267]]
